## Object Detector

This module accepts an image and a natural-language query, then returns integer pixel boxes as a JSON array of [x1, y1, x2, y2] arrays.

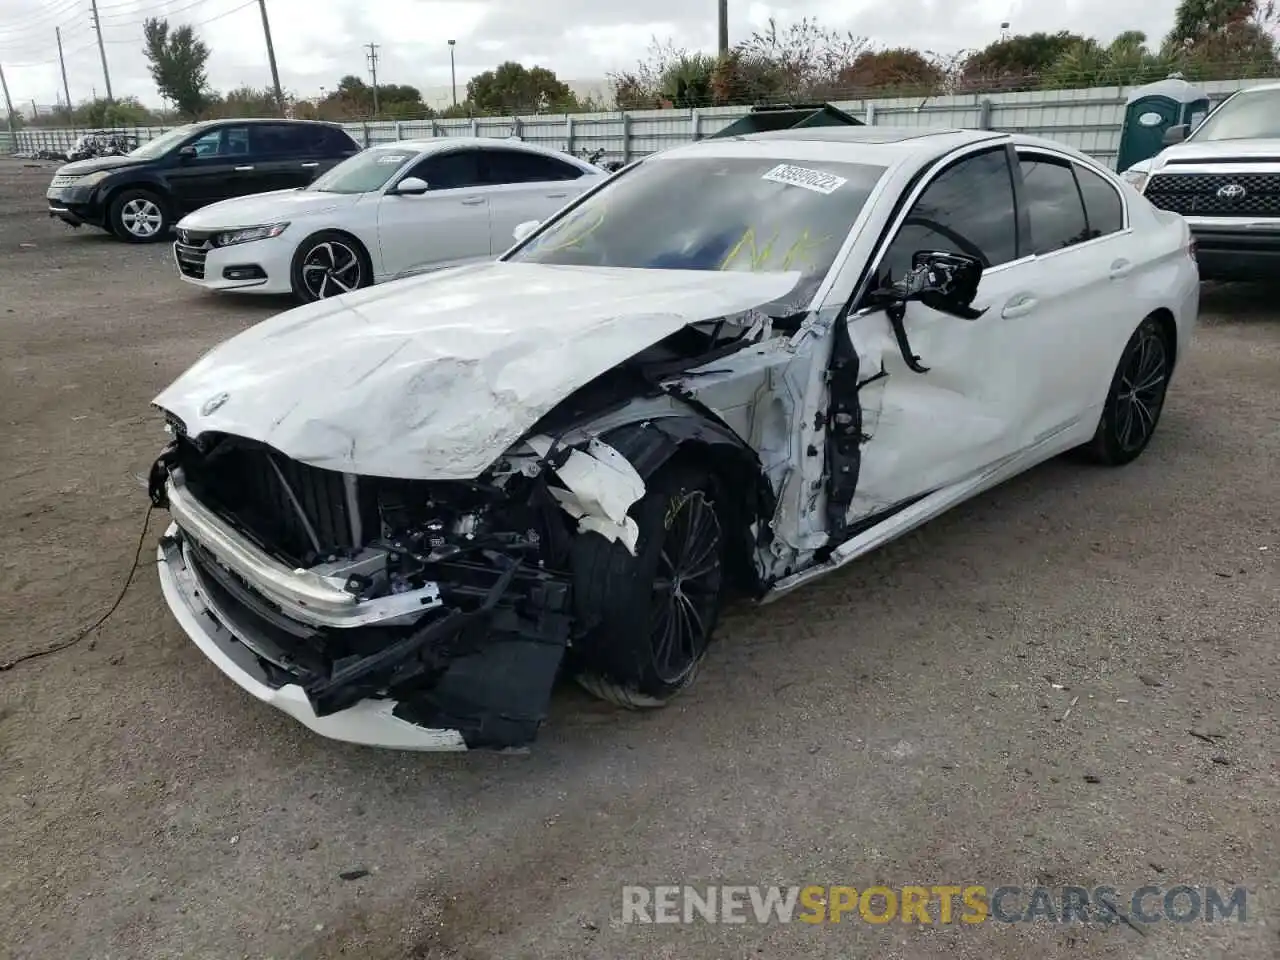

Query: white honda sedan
[[149, 127, 1199, 751], [171, 137, 606, 301]]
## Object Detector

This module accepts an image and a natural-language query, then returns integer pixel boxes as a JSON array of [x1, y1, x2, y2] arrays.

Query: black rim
[[650, 491, 722, 684], [301, 241, 361, 299], [1114, 326, 1169, 452]]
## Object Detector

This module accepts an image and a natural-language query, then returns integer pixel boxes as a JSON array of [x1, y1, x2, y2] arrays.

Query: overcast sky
[[1, 0, 1184, 110]]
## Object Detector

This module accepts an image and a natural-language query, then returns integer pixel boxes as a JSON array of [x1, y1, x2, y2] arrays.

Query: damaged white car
[[148, 127, 1199, 750]]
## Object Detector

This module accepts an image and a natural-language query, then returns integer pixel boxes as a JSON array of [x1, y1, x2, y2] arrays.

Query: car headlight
[[1121, 169, 1149, 193], [214, 222, 290, 247], [76, 170, 111, 188]]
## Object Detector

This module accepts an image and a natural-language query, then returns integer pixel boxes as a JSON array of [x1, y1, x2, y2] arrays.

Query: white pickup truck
[[1123, 82, 1280, 282]]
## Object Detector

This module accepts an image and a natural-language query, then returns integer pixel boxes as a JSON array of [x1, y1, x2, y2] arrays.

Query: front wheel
[[570, 465, 727, 709], [289, 231, 372, 303], [1079, 315, 1172, 466], [108, 188, 170, 242]]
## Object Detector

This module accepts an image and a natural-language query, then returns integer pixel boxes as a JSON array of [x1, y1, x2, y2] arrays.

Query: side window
[[1075, 165, 1125, 238], [188, 126, 250, 158], [318, 126, 359, 155], [878, 147, 1018, 284], [1017, 154, 1088, 254], [408, 150, 483, 190], [481, 149, 584, 185], [250, 124, 311, 158]]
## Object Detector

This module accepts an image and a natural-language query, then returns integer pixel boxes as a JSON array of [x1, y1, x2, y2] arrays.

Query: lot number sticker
[[761, 163, 848, 194]]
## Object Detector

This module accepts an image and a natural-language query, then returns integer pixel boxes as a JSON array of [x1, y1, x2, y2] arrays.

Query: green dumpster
[[1117, 76, 1210, 173], [706, 102, 864, 140]]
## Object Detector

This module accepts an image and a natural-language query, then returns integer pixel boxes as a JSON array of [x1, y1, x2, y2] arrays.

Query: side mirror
[[392, 176, 429, 196], [178, 145, 197, 161], [875, 250, 984, 318], [1162, 124, 1189, 146], [512, 219, 540, 243]]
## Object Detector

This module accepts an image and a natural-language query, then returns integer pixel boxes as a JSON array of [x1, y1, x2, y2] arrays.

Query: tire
[[108, 188, 170, 243], [1078, 314, 1173, 466], [289, 230, 372, 303], [570, 464, 727, 708]]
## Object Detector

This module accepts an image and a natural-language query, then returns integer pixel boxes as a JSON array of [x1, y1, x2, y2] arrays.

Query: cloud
[[0, 0, 1182, 109]]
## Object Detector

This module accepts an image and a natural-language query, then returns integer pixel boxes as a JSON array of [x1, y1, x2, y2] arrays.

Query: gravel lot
[[0, 157, 1277, 960]]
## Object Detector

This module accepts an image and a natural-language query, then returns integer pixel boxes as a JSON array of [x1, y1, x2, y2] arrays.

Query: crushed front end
[[149, 429, 578, 751]]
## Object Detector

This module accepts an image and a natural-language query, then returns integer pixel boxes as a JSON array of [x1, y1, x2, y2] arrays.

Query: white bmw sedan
[[171, 137, 606, 301], [149, 127, 1199, 751]]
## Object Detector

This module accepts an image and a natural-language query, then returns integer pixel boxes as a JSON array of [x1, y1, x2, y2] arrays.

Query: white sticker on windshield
[[761, 163, 847, 194], [378, 154, 409, 164]]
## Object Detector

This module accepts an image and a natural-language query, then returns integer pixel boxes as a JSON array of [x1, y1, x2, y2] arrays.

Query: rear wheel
[[289, 231, 372, 303], [570, 465, 727, 708], [1079, 315, 1172, 466], [108, 188, 170, 242]]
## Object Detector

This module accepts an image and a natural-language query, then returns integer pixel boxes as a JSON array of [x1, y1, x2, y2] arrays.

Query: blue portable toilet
[[1116, 75, 1210, 172]]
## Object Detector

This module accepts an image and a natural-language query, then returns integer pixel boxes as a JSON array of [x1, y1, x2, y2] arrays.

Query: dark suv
[[45, 118, 362, 243]]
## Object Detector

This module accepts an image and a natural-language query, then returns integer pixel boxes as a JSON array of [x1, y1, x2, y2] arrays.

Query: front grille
[[49, 174, 82, 188], [180, 437, 372, 565], [1145, 171, 1280, 217], [174, 229, 213, 279]]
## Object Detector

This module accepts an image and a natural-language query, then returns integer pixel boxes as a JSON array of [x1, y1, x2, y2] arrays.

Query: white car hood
[[153, 261, 801, 480], [1153, 138, 1280, 169], [177, 189, 360, 229]]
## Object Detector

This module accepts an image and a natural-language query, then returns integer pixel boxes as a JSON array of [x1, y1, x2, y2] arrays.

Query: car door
[[375, 148, 492, 277], [164, 125, 255, 211], [843, 144, 1047, 521], [248, 123, 320, 191], [1012, 148, 1137, 436], [478, 148, 589, 251]]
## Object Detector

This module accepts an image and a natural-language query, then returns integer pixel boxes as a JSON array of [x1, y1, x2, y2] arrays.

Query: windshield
[[1189, 89, 1280, 141], [506, 154, 886, 311], [307, 146, 417, 194], [129, 125, 199, 160]]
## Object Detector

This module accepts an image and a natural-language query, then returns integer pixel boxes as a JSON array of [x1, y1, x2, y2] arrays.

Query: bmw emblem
[[1217, 183, 1247, 200], [200, 392, 230, 416]]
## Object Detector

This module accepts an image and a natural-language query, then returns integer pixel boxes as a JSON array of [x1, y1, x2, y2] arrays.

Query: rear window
[[506, 155, 886, 311]]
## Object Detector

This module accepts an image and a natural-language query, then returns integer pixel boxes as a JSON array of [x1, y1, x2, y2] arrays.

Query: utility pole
[[56, 27, 73, 113], [256, 0, 284, 112], [717, 0, 729, 55], [0, 62, 15, 139], [88, 0, 113, 102], [448, 40, 457, 107], [365, 42, 380, 116]]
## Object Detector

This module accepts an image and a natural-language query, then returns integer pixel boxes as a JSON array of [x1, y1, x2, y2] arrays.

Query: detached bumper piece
[[156, 522, 572, 751]]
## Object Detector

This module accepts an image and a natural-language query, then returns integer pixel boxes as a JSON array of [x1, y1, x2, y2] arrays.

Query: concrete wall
[[7, 77, 1272, 171]]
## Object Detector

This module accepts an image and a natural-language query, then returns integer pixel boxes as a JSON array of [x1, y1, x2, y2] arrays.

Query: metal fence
[[5, 76, 1270, 169]]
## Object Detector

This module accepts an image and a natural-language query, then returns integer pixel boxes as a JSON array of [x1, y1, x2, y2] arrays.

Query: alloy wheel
[[301, 241, 362, 299], [121, 198, 163, 238], [649, 491, 723, 684], [1113, 325, 1169, 453]]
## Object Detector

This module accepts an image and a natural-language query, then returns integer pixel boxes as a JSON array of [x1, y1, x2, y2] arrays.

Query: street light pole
[[448, 40, 457, 107]]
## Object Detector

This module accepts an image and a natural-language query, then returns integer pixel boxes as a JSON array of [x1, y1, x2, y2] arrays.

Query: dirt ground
[[0, 157, 1277, 960]]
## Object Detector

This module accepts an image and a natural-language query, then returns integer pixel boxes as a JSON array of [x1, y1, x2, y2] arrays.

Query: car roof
[[366, 136, 587, 160], [192, 117, 346, 129], [660, 126, 1007, 165]]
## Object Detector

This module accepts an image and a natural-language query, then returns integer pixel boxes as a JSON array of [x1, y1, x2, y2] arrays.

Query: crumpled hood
[[153, 261, 800, 480], [178, 189, 357, 229]]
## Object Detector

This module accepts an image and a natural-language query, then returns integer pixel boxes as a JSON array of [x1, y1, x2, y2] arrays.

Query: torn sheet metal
[[152, 261, 800, 482], [526, 435, 645, 553]]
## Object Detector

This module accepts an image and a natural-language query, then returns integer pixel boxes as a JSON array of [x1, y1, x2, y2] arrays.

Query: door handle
[[460, 197, 485, 206], [1000, 294, 1039, 319], [545, 192, 568, 199], [234, 165, 254, 171], [300, 161, 319, 168], [1108, 258, 1133, 280]]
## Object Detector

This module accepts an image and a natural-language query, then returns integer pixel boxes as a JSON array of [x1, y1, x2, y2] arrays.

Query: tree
[[1167, 0, 1266, 46], [836, 48, 944, 95], [1039, 34, 1172, 89], [960, 31, 1088, 89], [467, 62, 579, 114], [203, 86, 287, 119], [733, 17, 868, 99], [1161, 0, 1280, 76], [142, 18, 210, 118], [314, 75, 429, 119], [70, 96, 154, 128]]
